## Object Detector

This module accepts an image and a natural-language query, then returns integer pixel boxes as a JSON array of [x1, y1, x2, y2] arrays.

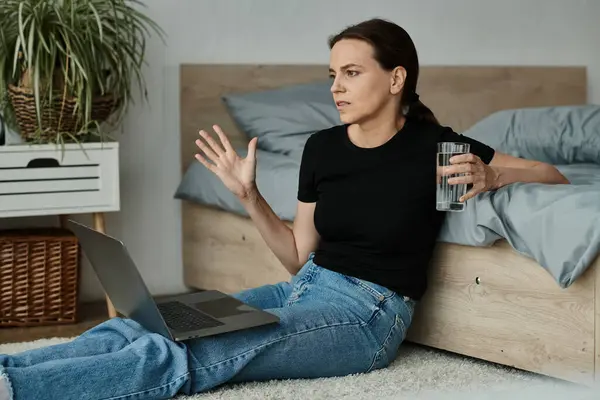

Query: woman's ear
[[390, 67, 407, 95]]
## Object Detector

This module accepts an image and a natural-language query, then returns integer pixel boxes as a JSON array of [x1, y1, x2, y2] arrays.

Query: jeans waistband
[[303, 252, 415, 303]]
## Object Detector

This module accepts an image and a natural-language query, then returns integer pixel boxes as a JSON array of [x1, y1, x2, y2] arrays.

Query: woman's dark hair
[[328, 18, 439, 125]]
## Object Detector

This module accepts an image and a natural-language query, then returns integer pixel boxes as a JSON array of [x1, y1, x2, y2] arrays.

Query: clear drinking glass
[[436, 142, 470, 212]]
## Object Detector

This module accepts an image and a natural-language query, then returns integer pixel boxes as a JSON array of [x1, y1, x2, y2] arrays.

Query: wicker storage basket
[[7, 84, 117, 142], [0, 229, 80, 327]]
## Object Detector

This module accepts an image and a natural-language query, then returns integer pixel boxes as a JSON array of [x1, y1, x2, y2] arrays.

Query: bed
[[176, 64, 600, 386]]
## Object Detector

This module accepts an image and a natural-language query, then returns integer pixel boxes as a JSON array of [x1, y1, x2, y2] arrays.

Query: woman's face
[[329, 38, 405, 125]]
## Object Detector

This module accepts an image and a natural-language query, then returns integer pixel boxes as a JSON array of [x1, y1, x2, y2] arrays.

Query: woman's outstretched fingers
[[195, 152, 216, 172], [195, 135, 219, 164], [213, 125, 235, 153], [199, 129, 225, 157]]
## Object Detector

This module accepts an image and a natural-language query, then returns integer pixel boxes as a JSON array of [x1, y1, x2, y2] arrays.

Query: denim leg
[[0, 282, 296, 399], [0, 318, 148, 368], [0, 260, 412, 399], [185, 263, 411, 394], [0, 318, 193, 400], [186, 301, 380, 393], [0, 280, 292, 371], [230, 280, 292, 309]]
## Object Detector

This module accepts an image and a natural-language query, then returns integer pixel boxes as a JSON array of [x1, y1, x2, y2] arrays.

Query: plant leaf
[[87, 2, 103, 43]]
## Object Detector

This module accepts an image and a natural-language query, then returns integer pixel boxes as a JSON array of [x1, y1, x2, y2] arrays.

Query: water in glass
[[436, 142, 470, 212]]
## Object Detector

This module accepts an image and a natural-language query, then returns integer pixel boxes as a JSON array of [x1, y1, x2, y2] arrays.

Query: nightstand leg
[[59, 215, 69, 228], [93, 212, 118, 319]]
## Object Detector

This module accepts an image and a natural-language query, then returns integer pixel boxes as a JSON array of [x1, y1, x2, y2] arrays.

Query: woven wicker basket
[[0, 229, 80, 327], [7, 84, 117, 142]]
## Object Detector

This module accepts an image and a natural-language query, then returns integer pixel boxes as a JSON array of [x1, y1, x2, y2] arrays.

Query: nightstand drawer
[[0, 143, 120, 217]]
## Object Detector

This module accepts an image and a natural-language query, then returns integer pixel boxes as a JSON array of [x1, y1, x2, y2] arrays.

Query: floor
[[0, 300, 112, 344], [1, 299, 594, 399], [1, 332, 590, 400]]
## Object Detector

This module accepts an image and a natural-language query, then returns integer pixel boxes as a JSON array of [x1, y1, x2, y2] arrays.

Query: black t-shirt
[[297, 117, 495, 300]]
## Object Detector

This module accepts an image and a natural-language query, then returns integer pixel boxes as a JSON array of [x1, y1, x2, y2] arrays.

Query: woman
[[0, 18, 568, 400]]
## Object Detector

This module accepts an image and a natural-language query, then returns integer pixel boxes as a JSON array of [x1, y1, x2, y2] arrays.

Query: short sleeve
[[439, 127, 496, 164], [297, 134, 318, 202]]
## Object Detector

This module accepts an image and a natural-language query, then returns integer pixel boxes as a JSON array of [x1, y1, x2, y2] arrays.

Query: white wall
[[3, 0, 598, 302]]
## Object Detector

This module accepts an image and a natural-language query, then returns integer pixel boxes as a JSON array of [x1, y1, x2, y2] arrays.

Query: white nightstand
[[0, 142, 120, 318]]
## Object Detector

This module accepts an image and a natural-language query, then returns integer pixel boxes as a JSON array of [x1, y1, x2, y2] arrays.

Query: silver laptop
[[67, 220, 279, 341]]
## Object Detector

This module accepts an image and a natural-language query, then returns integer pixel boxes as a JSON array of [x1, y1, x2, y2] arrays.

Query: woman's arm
[[194, 125, 319, 276], [240, 190, 320, 276], [487, 152, 570, 189], [444, 151, 569, 202]]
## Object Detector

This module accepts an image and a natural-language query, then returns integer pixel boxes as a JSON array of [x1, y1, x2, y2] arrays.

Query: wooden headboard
[[179, 64, 587, 171]]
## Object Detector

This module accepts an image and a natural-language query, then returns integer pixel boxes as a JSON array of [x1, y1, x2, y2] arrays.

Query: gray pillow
[[222, 80, 341, 155], [463, 105, 600, 165], [174, 146, 301, 221]]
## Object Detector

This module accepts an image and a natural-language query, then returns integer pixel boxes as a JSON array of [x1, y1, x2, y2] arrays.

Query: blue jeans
[[0, 255, 416, 400]]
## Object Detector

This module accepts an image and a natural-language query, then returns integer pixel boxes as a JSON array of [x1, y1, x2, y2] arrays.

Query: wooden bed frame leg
[[92, 213, 118, 319]]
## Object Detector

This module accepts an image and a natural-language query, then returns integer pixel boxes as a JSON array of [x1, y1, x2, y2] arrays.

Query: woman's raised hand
[[194, 125, 259, 199]]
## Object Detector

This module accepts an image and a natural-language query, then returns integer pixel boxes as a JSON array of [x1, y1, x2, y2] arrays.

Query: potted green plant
[[0, 0, 165, 145]]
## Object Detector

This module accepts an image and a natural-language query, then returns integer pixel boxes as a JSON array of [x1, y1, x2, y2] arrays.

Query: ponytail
[[404, 93, 439, 125]]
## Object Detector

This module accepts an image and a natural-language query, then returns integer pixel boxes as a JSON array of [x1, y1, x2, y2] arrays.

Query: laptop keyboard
[[157, 301, 224, 331]]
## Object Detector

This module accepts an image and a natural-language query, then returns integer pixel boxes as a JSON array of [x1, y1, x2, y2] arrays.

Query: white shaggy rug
[[0, 338, 596, 399]]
